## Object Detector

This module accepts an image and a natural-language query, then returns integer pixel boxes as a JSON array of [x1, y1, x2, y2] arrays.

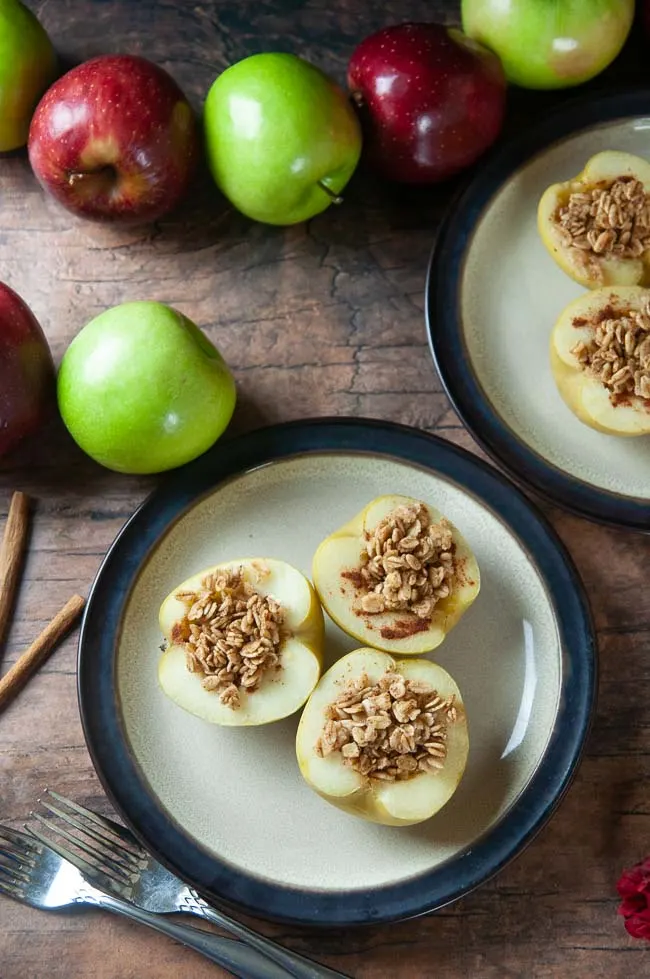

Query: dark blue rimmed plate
[[427, 89, 650, 532], [78, 418, 595, 926]]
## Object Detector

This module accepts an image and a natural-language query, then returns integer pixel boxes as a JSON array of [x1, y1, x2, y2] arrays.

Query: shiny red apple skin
[[0, 283, 55, 459], [348, 23, 506, 184], [27, 55, 199, 224]]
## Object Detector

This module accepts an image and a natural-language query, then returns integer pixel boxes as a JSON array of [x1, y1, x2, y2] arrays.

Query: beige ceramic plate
[[427, 91, 650, 530], [78, 420, 595, 925]]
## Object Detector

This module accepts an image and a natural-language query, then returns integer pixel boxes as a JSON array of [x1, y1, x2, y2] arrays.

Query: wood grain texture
[[1, 1, 649, 977]]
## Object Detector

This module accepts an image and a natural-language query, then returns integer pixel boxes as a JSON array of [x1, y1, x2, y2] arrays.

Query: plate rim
[[77, 417, 596, 926], [426, 87, 650, 533]]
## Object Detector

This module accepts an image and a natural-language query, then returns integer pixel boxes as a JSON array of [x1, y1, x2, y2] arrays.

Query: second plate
[[427, 89, 650, 531]]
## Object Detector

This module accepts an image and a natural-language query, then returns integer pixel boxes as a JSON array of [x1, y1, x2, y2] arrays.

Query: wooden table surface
[[2, 1, 650, 977]]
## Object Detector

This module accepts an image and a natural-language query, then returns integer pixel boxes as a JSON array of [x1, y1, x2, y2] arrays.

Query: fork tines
[[0, 824, 40, 897], [26, 789, 142, 891]]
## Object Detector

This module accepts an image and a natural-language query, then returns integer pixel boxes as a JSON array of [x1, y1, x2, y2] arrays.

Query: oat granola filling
[[555, 177, 650, 265], [174, 568, 284, 709], [352, 502, 454, 620], [314, 670, 456, 781], [571, 303, 650, 401]]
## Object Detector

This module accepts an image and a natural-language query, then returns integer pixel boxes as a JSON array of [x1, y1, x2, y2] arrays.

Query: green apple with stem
[[204, 53, 362, 225], [57, 302, 236, 474], [461, 0, 634, 90], [0, 0, 57, 151]]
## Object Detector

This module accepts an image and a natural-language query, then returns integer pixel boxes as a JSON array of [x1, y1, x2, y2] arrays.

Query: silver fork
[[0, 823, 299, 979], [27, 791, 349, 979]]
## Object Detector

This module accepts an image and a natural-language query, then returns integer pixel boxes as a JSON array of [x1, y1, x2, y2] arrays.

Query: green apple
[[461, 0, 634, 90], [0, 0, 57, 151], [57, 302, 236, 474], [204, 53, 362, 225]]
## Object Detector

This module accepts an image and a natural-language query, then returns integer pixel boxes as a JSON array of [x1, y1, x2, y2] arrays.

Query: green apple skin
[[461, 0, 634, 90], [0, 0, 57, 151], [204, 53, 362, 226], [57, 302, 236, 475]]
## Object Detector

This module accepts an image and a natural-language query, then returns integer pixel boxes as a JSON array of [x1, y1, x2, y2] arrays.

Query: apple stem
[[66, 165, 116, 188], [318, 181, 343, 205], [67, 170, 91, 186]]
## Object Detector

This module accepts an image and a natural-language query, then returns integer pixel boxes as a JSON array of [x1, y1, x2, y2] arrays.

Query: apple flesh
[[56, 301, 236, 474], [0, 282, 55, 459], [312, 494, 480, 656], [347, 23, 506, 184], [0, 0, 57, 152], [28, 55, 198, 223], [296, 648, 469, 826], [204, 53, 362, 225], [159, 558, 324, 726], [551, 286, 650, 436], [461, 0, 634, 90], [538, 151, 650, 290]]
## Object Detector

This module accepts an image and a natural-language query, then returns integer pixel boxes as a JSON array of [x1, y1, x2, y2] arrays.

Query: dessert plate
[[427, 89, 650, 531], [78, 419, 595, 926]]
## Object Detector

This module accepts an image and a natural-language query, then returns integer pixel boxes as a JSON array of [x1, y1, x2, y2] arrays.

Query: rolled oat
[[173, 567, 284, 709], [315, 670, 457, 782], [555, 177, 650, 274], [354, 502, 455, 620], [571, 301, 650, 401]]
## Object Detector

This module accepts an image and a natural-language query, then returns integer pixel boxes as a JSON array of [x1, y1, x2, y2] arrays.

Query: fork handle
[[187, 891, 351, 979], [89, 891, 297, 979]]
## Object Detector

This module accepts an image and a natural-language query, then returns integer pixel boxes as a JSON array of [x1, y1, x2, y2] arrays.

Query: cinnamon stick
[[0, 594, 85, 711], [0, 491, 31, 653]]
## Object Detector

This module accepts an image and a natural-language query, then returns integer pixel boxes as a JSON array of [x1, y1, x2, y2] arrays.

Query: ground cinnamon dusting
[[173, 566, 284, 709], [348, 502, 455, 622], [315, 670, 457, 781], [341, 569, 364, 589], [379, 618, 430, 641], [571, 301, 650, 402], [595, 304, 617, 323]]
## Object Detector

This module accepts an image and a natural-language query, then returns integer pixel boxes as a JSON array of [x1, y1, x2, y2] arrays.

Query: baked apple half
[[551, 285, 650, 436], [312, 494, 480, 655], [158, 558, 324, 725], [296, 648, 469, 826], [538, 151, 650, 288]]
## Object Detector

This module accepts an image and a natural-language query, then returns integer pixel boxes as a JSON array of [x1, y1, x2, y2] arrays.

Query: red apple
[[348, 23, 506, 184], [27, 55, 199, 224], [0, 283, 55, 459]]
